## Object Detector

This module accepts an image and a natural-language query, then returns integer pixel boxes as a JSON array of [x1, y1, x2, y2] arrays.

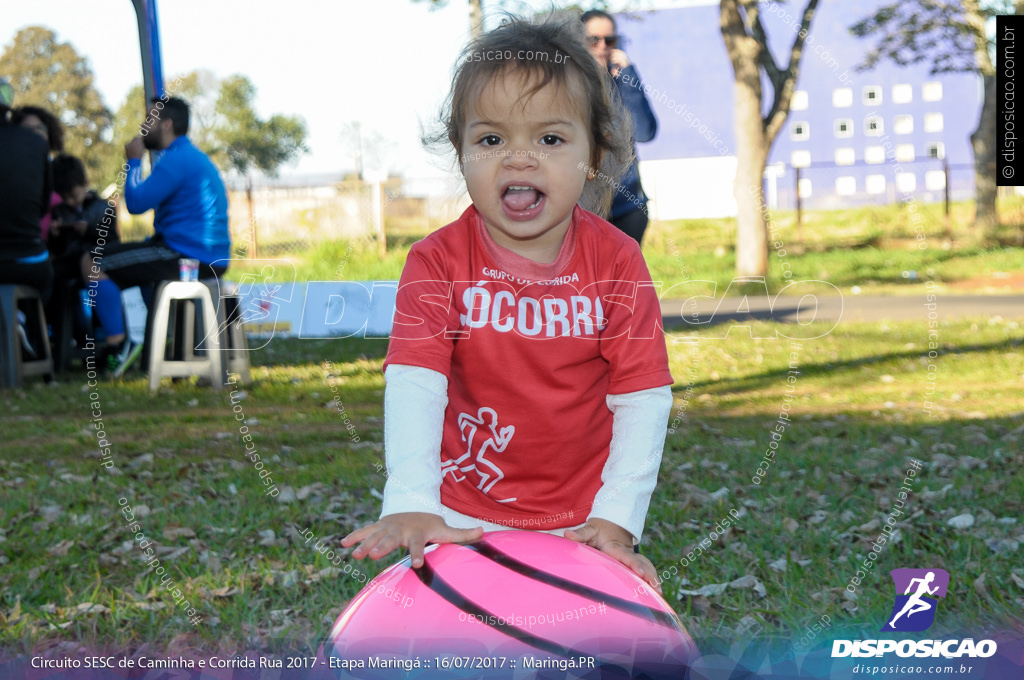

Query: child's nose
[[502, 147, 540, 170]]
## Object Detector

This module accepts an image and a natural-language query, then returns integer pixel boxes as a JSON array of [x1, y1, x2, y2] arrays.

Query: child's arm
[[564, 384, 673, 590], [81, 196, 113, 242], [341, 364, 482, 567]]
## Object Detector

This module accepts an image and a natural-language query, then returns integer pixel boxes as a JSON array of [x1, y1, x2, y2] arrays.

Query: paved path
[[660, 294, 1024, 329]]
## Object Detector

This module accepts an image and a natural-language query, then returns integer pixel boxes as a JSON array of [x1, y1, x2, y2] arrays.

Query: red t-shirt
[[384, 205, 672, 529]]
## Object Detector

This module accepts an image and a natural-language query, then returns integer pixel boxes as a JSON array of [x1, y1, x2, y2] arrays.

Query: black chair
[[49, 279, 95, 372]]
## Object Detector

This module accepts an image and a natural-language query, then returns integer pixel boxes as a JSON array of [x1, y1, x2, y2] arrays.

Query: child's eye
[[540, 134, 563, 146], [478, 134, 502, 146]]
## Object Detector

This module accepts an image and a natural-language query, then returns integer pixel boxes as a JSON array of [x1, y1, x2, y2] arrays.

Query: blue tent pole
[[130, 0, 165, 167], [130, 0, 165, 103]]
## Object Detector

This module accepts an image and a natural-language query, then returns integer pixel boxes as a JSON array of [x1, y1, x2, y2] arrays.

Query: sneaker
[[97, 343, 120, 374], [111, 339, 143, 378], [16, 322, 38, 359], [16, 310, 37, 359]]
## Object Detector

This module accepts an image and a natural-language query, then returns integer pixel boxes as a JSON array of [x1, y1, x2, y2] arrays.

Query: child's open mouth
[[501, 184, 546, 220]]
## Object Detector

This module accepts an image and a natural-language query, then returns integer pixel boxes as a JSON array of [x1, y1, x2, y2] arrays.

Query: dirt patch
[[948, 271, 1024, 291]]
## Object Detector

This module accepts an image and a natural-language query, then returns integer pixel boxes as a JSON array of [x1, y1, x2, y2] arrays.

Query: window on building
[[893, 84, 913, 104], [792, 90, 809, 111], [923, 81, 943, 102], [894, 115, 914, 135], [836, 176, 857, 196], [791, 150, 811, 168], [927, 142, 945, 159], [865, 146, 886, 164], [896, 144, 915, 162], [925, 113, 944, 132], [866, 175, 887, 195], [926, 170, 946, 191], [834, 118, 853, 138], [833, 88, 853, 108], [798, 178, 812, 198], [896, 172, 917, 193], [863, 86, 883, 105], [791, 121, 810, 141], [865, 116, 884, 136], [835, 147, 856, 166]]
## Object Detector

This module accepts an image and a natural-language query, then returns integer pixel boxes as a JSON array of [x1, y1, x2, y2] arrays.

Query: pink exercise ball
[[318, 530, 699, 678]]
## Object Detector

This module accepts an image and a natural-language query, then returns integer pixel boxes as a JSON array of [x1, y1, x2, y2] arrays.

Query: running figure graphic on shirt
[[441, 407, 516, 502], [888, 571, 939, 628]]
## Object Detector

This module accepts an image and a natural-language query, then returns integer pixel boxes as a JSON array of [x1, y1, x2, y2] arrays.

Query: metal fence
[[764, 159, 974, 214], [224, 176, 471, 257], [114, 175, 472, 256]]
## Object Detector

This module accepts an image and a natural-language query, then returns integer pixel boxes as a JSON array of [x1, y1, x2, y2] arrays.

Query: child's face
[[61, 185, 87, 209], [460, 70, 592, 263]]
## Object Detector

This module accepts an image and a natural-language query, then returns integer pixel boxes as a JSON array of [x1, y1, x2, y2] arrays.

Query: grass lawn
[[219, 198, 1024, 298], [3, 316, 1022, 660]]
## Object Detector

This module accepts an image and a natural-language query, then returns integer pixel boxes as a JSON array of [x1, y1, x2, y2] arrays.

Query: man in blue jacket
[[89, 96, 230, 373], [582, 9, 658, 246]]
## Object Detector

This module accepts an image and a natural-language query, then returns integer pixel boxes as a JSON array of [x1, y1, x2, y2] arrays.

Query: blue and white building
[[617, 0, 981, 218]]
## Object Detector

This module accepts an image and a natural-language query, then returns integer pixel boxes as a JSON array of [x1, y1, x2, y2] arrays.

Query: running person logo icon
[[440, 406, 517, 503], [882, 568, 950, 632]]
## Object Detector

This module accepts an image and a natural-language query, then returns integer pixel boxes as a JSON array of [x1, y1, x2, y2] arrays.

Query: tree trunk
[[970, 73, 998, 235], [722, 0, 769, 277], [720, 0, 817, 276], [964, 0, 997, 233], [734, 89, 770, 278]]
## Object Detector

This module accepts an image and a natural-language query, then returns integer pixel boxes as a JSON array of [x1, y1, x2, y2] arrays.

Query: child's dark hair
[[52, 153, 87, 197], [428, 15, 632, 216]]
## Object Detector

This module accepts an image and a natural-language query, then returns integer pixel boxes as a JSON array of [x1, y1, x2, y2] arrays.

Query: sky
[[2, 0, 709, 184]]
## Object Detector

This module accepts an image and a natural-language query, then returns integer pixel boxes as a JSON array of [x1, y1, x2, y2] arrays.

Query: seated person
[[50, 154, 130, 370], [88, 97, 230, 375], [11, 105, 65, 241], [0, 80, 53, 360]]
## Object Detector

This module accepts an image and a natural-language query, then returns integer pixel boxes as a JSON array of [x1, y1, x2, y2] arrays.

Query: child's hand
[[341, 512, 483, 569], [564, 518, 661, 593]]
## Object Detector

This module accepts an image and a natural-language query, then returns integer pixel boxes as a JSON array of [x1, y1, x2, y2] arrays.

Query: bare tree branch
[[742, 1, 783, 84], [765, 0, 819, 142]]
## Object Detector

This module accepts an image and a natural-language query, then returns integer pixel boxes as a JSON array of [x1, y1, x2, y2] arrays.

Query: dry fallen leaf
[[948, 513, 975, 529], [856, 518, 881, 533], [678, 583, 729, 597], [986, 538, 1020, 554], [807, 510, 829, 525], [162, 526, 197, 540], [48, 540, 75, 557], [132, 602, 166, 611], [973, 573, 989, 597]]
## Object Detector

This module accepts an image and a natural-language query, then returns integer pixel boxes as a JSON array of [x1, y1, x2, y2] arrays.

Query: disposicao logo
[[882, 568, 949, 632], [832, 568, 998, 659]]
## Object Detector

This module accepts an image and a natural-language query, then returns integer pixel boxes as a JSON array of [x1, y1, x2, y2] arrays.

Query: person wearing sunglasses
[[581, 9, 658, 247]]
